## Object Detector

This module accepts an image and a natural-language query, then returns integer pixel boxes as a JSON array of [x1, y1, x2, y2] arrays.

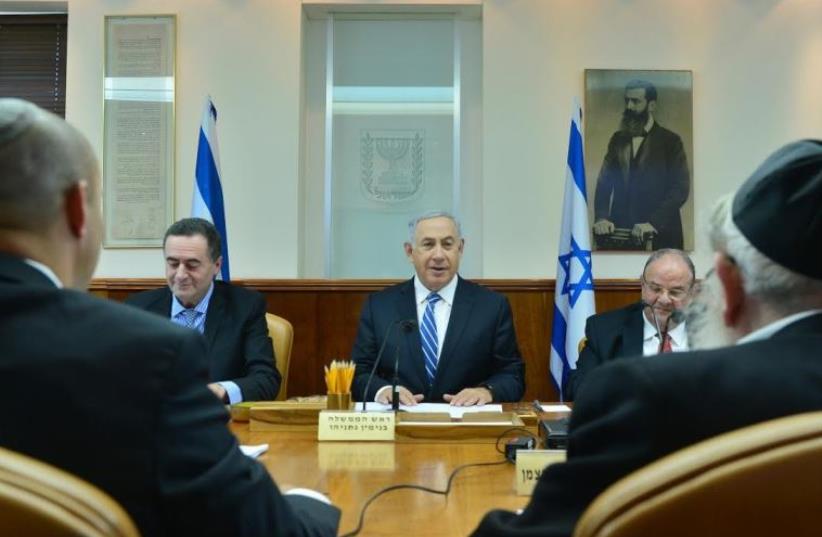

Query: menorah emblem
[[361, 130, 424, 202], [375, 138, 411, 186]]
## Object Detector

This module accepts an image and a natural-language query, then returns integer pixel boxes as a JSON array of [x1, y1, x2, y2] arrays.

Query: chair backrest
[[0, 447, 140, 537], [573, 411, 822, 537], [265, 312, 294, 401]]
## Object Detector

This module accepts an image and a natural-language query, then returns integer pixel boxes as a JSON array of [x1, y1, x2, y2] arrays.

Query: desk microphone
[[660, 308, 685, 351], [640, 300, 664, 353], [391, 320, 417, 411], [360, 318, 417, 412]]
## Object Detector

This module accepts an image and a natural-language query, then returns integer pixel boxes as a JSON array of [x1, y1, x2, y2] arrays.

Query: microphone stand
[[360, 319, 417, 412], [391, 344, 402, 411], [659, 316, 671, 354], [660, 309, 684, 352], [641, 300, 664, 354], [392, 320, 416, 412]]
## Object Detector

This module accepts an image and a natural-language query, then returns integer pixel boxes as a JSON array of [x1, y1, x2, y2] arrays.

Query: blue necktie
[[421, 293, 442, 384], [180, 308, 200, 329]]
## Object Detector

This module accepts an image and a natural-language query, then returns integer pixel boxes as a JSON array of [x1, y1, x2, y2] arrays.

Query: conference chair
[[573, 411, 822, 537], [0, 446, 140, 537], [265, 312, 294, 401]]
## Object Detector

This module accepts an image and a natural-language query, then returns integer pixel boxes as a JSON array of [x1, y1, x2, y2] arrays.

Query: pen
[[533, 399, 545, 413]]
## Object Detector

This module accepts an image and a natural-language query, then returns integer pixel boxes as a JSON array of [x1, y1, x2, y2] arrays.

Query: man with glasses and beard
[[472, 139, 822, 537], [592, 79, 690, 249]]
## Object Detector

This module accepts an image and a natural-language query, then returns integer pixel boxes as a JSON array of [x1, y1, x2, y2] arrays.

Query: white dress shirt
[[642, 312, 688, 356], [24, 258, 62, 288], [375, 275, 459, 401], [631, 116, 655, 157], [737, 309, 822, 344]]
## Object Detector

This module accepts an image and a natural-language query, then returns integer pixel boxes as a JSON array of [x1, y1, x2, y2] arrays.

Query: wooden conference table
[[229, 403, 569, 536]]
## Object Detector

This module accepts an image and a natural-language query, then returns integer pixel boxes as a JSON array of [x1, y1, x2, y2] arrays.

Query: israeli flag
[[550, 99, 595, 401], [192, 96, 230, 281]]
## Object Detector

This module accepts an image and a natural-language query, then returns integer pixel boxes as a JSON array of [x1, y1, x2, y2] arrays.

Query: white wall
[[482, 0, 822, 278], [61, 0, 822, 279], [66, 0, 304, 278]]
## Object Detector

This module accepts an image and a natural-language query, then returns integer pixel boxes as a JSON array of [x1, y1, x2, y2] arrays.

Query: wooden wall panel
[[91, 278, 640, 401]]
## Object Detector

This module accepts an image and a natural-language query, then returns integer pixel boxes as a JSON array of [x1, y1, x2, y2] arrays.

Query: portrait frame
[[584, 69, 694, 252]]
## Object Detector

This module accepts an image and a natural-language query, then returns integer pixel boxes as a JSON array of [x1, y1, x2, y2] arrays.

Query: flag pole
[[549, 98, 596, 401], [192, 96, 230, 281]]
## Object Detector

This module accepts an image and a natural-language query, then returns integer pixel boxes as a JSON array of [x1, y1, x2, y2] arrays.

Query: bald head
[[0, 98, 98, 231], [0, 99, 101, 289]]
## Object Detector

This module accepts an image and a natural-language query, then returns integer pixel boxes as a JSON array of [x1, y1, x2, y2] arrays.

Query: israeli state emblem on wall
[[360, 130, 424, 202]]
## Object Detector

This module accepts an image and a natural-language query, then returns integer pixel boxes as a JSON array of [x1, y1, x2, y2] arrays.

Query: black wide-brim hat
[[732, 140, 822, 280]]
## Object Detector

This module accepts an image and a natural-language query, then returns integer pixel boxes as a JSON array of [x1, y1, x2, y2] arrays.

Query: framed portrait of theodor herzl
[[584, 69, 694, 252]]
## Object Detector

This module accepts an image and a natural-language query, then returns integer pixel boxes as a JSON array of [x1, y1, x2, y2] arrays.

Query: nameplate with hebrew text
[[317, 411, 395, 441], [516, 450, 567, 495]]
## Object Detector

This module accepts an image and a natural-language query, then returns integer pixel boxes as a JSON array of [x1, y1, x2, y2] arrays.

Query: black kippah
[[732, 139, 822, 280]]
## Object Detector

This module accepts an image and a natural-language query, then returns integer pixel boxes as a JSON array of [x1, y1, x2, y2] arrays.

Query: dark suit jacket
[[593, 122, 690, 249], [351, 277, 525, 403], [472, 312, 822, 537], [0, 253, 338, 537], [126, 282, 280, 401], [565, 302, 645, 400]]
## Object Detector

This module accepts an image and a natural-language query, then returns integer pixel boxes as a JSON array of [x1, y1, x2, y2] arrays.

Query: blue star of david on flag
[[550, 99, 596, 401], [558, 238, 594, 307]]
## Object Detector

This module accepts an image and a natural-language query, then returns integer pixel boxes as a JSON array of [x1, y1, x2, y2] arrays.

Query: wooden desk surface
[[230, 422, 532, 536]]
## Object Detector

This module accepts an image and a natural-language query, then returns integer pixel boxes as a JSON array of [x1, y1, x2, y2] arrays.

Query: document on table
[[240, 444, 269, 458], [535, 403, 572, 412], [357, 402, 503, 418]]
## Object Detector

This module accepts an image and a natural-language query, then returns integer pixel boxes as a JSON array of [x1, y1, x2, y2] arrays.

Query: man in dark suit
[[592, 79, 690, 249], [126, 217, 280, 402], [472, 139, 822, 537], [0, 98, 338, 536], [565, 248, 695, 400], [352, 212, 524, 406]]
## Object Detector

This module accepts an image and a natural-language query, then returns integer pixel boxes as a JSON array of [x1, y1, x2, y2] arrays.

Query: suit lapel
[[633, 124, 656, 169], [621, 305, 646, 357], [396, 279, 427, 388], [618, 136, 632, 184], [203, 282, 225, 349], [436, 277, 475, 380], [153, 290, 174, 317]]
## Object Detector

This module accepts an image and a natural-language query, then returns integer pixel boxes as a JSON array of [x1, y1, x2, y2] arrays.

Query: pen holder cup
[[326, 392, 351, 411]]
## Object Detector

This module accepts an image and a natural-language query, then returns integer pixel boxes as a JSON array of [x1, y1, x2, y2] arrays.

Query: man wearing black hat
[[472, 140, 822, 537]]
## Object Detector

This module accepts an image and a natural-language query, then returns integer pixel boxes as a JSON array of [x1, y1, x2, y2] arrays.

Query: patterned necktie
[[420, 293, 442, 384], [181, 308, 200, 329]]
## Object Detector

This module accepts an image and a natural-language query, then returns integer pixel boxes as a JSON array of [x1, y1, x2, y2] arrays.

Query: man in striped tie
[[352, 211, 525, 406]]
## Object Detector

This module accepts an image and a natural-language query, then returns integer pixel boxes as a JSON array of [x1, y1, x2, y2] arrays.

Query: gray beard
[[685, 274, 738, 350]]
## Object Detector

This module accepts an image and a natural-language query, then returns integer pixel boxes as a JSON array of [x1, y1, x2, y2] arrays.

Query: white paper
[[240, 444, 269, 459], [537, 404, 571, 412], [357, 402, 503, 419]]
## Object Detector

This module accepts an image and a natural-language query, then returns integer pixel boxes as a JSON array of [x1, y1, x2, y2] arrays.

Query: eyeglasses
[[642, 280, 691, 301]]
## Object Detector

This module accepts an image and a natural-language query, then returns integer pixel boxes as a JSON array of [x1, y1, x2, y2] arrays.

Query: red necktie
[[661, 332, 673, 353]]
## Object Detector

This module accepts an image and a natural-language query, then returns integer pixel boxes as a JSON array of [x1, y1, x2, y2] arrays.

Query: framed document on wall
[[103, 15, 175, 247], [584, 69, 694, 252]]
